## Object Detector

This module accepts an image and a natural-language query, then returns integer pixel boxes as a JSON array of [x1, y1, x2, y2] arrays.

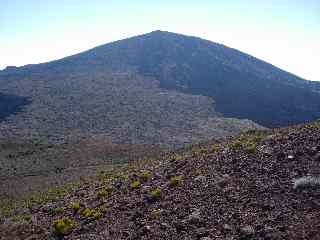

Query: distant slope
[[15, 30, 316, 128], [0, 70, 261, 146], [0, 30, 319, 141]]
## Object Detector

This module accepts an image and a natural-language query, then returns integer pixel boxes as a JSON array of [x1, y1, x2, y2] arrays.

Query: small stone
[[260, 200, 275, 210], [264, 232, 282, 240], [14, 207, 30, 216], [2, 218, 13, 225], [240, 225, 255, 236], [187, 208, 202, 224], [114, 180, 123, 189], [41, 203, 59, 213], [174, 221, 185, 232], [136, 225, 152, 236], [308, 147, 317, 155], [195, 227, 210, 237], [314, 152, 320, 161], [141, 185, 152, 193], [287, 155, 294, 160], [260, 146, 273, 155], [277, 152, 285, 160], [195, 175, 207, 183], [222, 224, 233, 231], [216, 175, 230, 188], [160, 222, 169, 229]]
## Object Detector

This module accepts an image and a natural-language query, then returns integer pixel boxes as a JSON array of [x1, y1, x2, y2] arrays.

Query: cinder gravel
[[1, 120, 320, 240]]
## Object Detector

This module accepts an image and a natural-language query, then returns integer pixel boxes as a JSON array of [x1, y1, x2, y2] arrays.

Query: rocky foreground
[[1, 120, 320, 240]]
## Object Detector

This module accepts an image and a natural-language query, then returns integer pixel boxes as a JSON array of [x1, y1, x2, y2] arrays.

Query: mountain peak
[[141, 30, 192, 40], [149, 29, 164, 33], [1, 31, 320, 129]]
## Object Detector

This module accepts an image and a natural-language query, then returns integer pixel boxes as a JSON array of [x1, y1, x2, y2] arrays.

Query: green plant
[[23, 183, 79, 210], [53, 217, 76, 235], [199, 148, 208, 154], [81, 208, 102, 219], [97, 189, 109, 198], [69, 202, 80, 211], [169, 176, 183, 186], [131, 180, 141, 189], [139, 170, 152, 182], [229, 140, 242, 149], [98, 185, 114, 198], [150, 187, 162, 200], [54, 207, 66, 214], [211, 144, 220, 152], [246, 143, 257, 154]]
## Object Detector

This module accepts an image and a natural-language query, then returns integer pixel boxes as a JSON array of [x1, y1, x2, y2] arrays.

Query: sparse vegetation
[[169, 176, 183, 186], [139, 170, 152, 182], [69, 202, 81, 211], [1, 120, 320, 239], [150, 187, 162, 200], [25, 183, 78, 209], [229, 139, 242, 149], [52, 217, 76, 235], [81, 208, 102, 219], [246, 143, 257, 154], [131, 180, 141, 189], [192, 147, 208, 157], [211, 144, 220, 152], [98, 185, 115, 198], [54, 207, 66, 214]]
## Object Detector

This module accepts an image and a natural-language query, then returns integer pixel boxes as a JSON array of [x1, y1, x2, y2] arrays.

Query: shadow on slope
[[0, 93, 30, 122]]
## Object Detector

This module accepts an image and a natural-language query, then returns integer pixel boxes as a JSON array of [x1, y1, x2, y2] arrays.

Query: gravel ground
[[1, 120, 320, 240]]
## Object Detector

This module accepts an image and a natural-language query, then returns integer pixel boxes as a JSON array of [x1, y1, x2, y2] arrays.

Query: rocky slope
[[1, 120, 320, 240], [0, 70, 261, 147]]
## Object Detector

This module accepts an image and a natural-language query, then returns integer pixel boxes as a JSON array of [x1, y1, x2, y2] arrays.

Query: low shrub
[[53, 217, 76, 235], [54, 207, 66, 214], [98, 185, 115, 198], [139, 170, 152, 182], [246, 143, 257, 154], [231, 140, 242, 149], [69, 202, 80, 211], [211, 144, 220, 152], [169, 176, 183, 187], [131, 180, 141, 189], [150, 187, 162, 200], [81, 208, 102, 219]]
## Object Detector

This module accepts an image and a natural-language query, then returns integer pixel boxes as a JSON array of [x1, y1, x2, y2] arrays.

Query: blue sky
[[1, 0, 319, 80]]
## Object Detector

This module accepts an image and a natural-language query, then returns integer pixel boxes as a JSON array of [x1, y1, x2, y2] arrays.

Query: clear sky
[[1, 0, 319, 81]]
